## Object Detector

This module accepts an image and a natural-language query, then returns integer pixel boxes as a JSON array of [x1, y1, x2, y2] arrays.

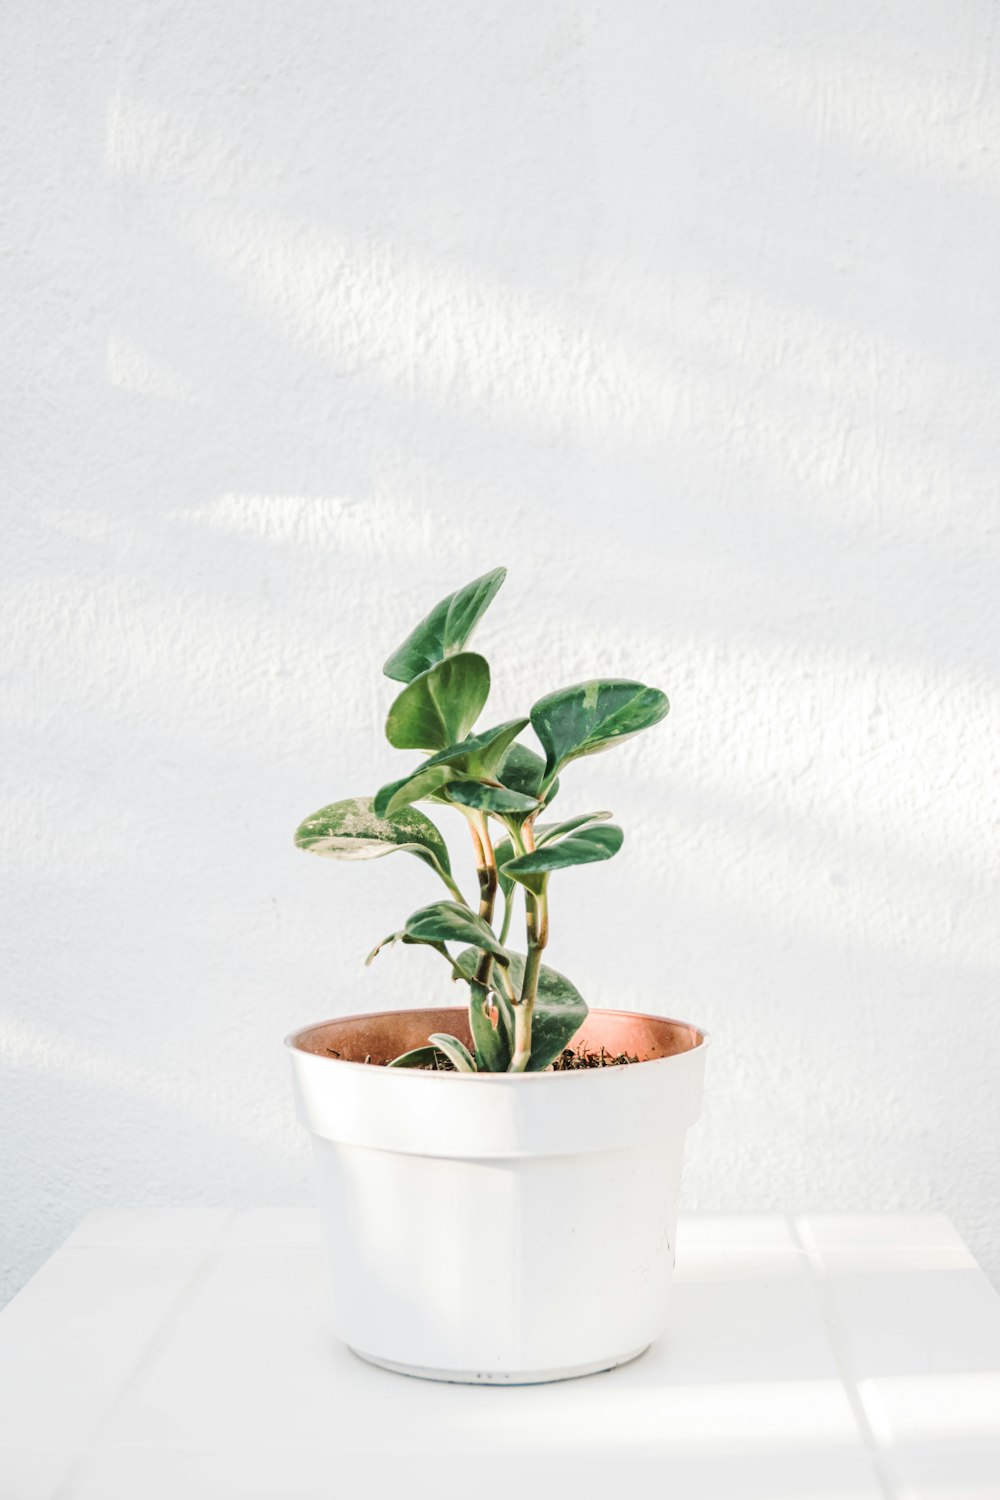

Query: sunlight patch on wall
[[184, 206, 996, 546], [180, 206, 685, 450], [569, 616, 1000, 872], [103, 92, 998, 548], [28, 507, 119, 546], [105, 92, 262, 193], [555, 623, 1000, 970], [726, 32, 1000, 187], [107, 332, 195, 403], [171, 492, 480, 561], [625, 789, 994, 973]]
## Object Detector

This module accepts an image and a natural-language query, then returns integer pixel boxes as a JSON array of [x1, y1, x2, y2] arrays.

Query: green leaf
[[455, 946, 513, 1072], [466, 982, 511, 1072], [530, 680, 669, 780], [387, 1045, 452, 1070], [492, 811, 613, 900], [383, 568, 507, 683], [455, 948, 586, 1072], [496, 742, 559, 809], [403, 901, 510, 963], [427, 1033, 478, 1073], [505, 953, 588, 1072], [385, 653, 491, 752], [501, 823, 623, 893], [426, 718, 529, 780], [373, 764, 455, 819], [535, 810, 613, 846], [365, 928, 408, 965], [294, 797, 453, 886], [374, 718, 529, 817], [444, 781, 539, 815], [455, 947, 514, 1060], [491, 834, 517, 899]]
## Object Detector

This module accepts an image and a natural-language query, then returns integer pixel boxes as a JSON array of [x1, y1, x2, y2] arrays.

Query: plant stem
[[509, 818, 548, 1073], [496, 814, 523, 952], [468, 812, 498, 922], [467, 811, 499, 988], [509, 939, 537, 1069], [497, 889, 514, 945], [458, 809, 513, 1067], [494, 959, 518, 1004]]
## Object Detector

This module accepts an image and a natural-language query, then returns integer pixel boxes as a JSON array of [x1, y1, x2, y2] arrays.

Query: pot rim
[[285, 1004, 710, 1080]]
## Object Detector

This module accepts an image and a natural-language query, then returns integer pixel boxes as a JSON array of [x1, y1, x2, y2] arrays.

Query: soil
[[550, 1046, 640, 1070], [413, 1052, 456, 1072], [358, 1045, 641, 1072]]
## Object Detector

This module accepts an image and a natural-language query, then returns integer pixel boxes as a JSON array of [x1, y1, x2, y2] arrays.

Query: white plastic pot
[[287, 1005, 709, 1384]]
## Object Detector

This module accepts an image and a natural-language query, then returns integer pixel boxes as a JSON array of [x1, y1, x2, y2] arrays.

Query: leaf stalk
[[509, 818, 549, 1073]]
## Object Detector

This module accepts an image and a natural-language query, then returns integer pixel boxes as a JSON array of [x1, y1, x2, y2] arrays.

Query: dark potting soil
[[332, 1047, 641, 1071], [550, 1046, 640, 1070]]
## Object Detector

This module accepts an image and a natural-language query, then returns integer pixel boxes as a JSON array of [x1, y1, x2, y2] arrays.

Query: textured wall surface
[[3, 0, 999, 1304]]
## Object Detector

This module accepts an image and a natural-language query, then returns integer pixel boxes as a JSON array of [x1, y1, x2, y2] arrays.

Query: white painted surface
[[2, 2, 999, 1303], [0, 1212, 997, 1498]]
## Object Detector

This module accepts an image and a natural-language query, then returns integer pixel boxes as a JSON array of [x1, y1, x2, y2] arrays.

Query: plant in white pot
[[287, 567, 709, 1383]]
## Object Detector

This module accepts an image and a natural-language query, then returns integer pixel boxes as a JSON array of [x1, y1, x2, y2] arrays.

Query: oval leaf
[[424, 717, 529, 780], [504, 952, 588, 1071], [365, 928, 408, 965], [456, 948, 585, 1072], [375, 718, 529, 818], [387, 1044, 453, 1070], [496, 741, 560, 811], [294, 797, 452, 884], [530, 680, 669, 779], [466, 984, 511, 1072], [444, 781, 538, 815], [386, 653, 491, 752], [426, 1033, 478, 1073], [489, 812, 608, 901], [404, 901, 510, 964], [536, 810, 613, 846], [501, 823, 623, 893], [455, 947, 514, 1062], [383, 568, 507, 683], [373, 764, 455, 819]]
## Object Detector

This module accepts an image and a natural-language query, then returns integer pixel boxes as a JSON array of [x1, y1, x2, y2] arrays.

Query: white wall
[[3, 0, 999, 1304]]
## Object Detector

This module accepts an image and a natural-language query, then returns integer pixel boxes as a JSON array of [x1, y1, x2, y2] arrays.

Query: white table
[[0, 1212, 997, 1499]]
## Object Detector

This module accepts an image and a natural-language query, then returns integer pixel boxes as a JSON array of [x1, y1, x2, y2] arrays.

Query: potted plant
[[287, 567, 709, 1383]]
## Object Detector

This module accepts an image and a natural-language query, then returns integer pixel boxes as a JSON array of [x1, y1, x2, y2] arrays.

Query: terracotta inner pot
[[290, 1006, 705, 1068]]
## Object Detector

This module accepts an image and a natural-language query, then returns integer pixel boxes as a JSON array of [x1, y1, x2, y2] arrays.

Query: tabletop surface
[[0, 1210, 997, 1500]]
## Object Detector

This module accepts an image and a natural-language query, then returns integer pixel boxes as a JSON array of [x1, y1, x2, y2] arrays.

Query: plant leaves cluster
[[294, 566, 669, 1072]]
